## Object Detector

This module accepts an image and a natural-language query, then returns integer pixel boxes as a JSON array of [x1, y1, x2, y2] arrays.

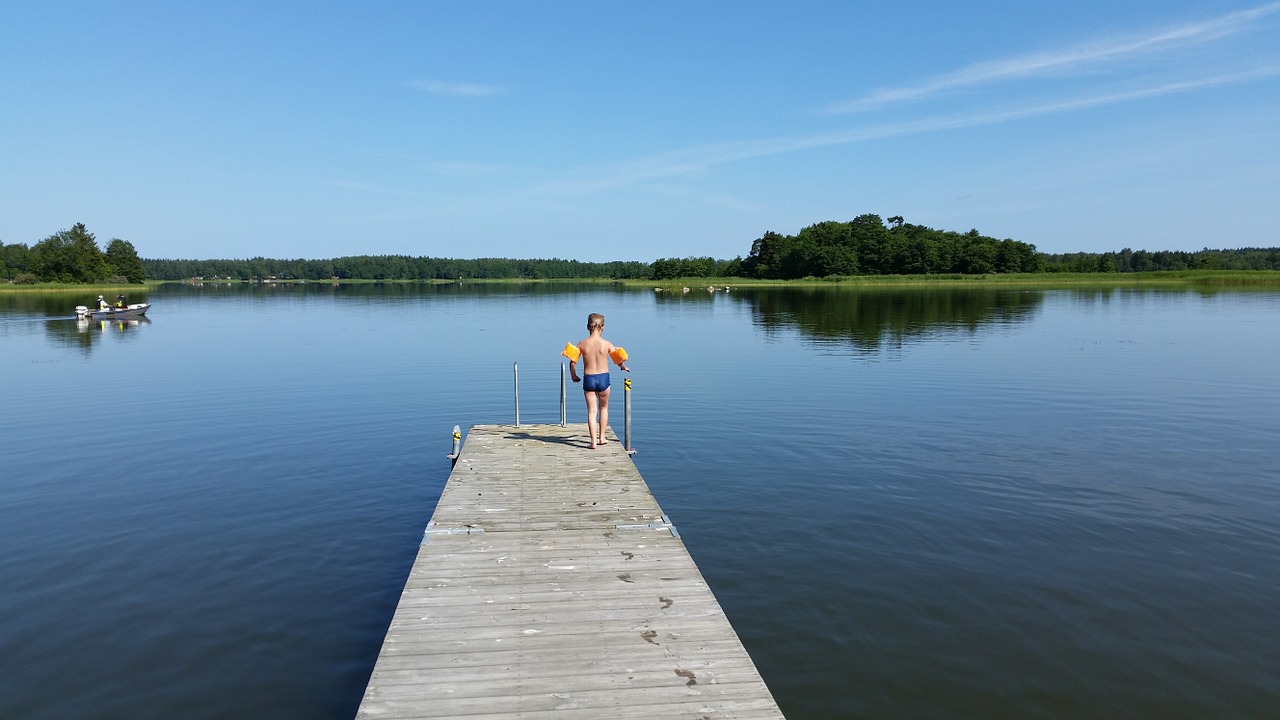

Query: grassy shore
[[0, 281, 159, 294]]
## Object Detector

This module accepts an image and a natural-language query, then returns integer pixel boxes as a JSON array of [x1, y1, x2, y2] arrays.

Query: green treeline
[[652, 214, 1038, 279], [5, 215, 1279, 285], [1, 223, 146, 284], [737, 214, 1042, 278], [1040, 247, 1280, 272], [141, 256, 651, 281], [653, 214, 1280, 278]]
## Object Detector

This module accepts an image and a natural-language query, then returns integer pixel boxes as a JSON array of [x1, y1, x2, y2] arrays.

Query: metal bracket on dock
[[422, 522, 485, 545], [446, 425, 462, 466], [615, 514, 680, 538]]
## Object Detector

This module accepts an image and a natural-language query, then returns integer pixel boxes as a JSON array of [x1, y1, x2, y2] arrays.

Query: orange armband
[[561, 342, 581, 362], [609, 347, 628, 365]]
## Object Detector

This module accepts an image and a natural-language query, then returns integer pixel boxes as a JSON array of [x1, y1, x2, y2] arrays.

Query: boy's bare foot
[[597, 437, 608, 445]]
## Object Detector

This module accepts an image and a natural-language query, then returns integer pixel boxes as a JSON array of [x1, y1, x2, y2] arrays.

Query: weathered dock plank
[[357, 423, 785, 719]]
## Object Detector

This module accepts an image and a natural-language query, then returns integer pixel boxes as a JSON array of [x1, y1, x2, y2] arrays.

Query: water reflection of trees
[[734, 287, 1044, 351], [0, 290, 149, 316]]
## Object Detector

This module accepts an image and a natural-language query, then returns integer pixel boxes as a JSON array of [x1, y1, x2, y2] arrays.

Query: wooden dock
[[356, 423, 785, 719]]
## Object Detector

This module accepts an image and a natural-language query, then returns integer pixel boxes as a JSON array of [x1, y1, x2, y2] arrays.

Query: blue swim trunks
[[582, 372, 610, 392]]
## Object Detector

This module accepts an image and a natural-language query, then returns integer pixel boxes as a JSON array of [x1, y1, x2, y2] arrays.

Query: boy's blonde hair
[[587, 313, 605, 331]]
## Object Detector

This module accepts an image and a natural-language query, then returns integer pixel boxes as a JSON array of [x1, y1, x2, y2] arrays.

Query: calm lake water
[[2, 282, 1278, 719]]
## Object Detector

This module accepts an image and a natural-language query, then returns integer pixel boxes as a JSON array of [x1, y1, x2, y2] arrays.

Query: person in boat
[[97, 295, 109, 311], [115, 294, 126, 309], [566, 312, 631, 449]]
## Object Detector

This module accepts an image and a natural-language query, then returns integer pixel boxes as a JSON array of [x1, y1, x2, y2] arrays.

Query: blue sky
[[2, 1, 1278, 262]]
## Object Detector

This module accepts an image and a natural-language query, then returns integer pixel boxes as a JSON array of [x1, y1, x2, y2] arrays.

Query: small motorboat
[[75, 301, 151, 320]]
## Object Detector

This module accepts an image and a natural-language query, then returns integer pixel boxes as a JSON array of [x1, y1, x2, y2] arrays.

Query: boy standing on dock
[[567, 312, 630, 449]]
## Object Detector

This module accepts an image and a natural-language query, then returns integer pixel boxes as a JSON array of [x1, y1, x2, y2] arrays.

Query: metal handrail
[[506, 361, 631, 452]]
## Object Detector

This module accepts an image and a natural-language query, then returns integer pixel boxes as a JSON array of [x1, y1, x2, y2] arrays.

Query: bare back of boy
[[577, 335, 614, 377]]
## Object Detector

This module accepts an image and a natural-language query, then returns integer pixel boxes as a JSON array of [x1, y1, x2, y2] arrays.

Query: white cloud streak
[[823, 2, 1280, 113], [532, 66, 1280, 198], [406, 79, 502, 97]]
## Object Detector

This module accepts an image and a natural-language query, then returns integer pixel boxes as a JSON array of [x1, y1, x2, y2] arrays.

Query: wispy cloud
[[532, 66, 1280, 198], [406, 79, 502, 97], [525, 7, 1280, 203], [823, 2, 1280, 113], [428, 161, 536, 178]]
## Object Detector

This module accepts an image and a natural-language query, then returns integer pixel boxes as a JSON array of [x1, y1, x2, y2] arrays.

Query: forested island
[[2, 223, 146, 284], [656, 214, 1279, 278], [3, 215, 1278, 284]]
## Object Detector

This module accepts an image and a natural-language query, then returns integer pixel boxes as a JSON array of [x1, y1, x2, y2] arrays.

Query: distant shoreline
[[5, 270, 1279, 294], [632, 270, 1280, 289]]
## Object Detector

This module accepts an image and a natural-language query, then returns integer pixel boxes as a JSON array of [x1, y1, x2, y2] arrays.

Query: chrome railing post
[[560, 363, 567, 426]]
